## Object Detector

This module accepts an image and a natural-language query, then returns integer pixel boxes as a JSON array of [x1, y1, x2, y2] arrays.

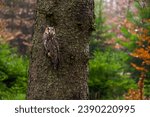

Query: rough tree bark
[[27, 0, 94, 99]]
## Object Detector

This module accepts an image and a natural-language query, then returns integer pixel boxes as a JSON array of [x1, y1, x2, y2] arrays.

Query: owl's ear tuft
[[52, 27, 55, 32]]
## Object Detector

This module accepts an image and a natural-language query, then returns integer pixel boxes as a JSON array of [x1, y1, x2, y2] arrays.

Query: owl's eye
[[52, 28, 55, 31], [48, 27, 51, 30], [45, 32, 49, 34]]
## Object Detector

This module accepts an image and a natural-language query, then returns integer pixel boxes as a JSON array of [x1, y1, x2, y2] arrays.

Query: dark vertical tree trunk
[[27, 0, 94, 100]]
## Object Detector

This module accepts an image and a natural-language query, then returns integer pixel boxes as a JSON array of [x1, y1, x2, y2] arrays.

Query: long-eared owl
[[42, 27, 59, 69]]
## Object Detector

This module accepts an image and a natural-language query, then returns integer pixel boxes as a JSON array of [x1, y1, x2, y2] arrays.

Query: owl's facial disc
[[47, 27, 55, 35]]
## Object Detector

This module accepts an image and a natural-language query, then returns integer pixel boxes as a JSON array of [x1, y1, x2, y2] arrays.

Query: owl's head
[[45, 27, 55, 36]]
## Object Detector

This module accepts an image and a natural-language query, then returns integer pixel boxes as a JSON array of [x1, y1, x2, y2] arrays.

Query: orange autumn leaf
[[131, 63, 147, 72]]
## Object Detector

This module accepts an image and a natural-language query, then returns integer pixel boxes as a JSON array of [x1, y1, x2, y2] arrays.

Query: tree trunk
[[27, 0, 94, 100]]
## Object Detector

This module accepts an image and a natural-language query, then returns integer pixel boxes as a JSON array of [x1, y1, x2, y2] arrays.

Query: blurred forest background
[[0, 0, 150, 100]]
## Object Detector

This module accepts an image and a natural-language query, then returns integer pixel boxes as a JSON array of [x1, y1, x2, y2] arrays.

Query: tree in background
[[0, 42, 28, 99], [27, 0, 94, 99], [90, 0, 112, 53], [122, 0, 150, 99], [89, 49, 136, 99], [0, 0, 35, 55], [88, 0, 137, 99]]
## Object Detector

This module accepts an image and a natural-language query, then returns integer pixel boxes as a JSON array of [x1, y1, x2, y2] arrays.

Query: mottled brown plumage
[[42, 27, 59, 69]]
